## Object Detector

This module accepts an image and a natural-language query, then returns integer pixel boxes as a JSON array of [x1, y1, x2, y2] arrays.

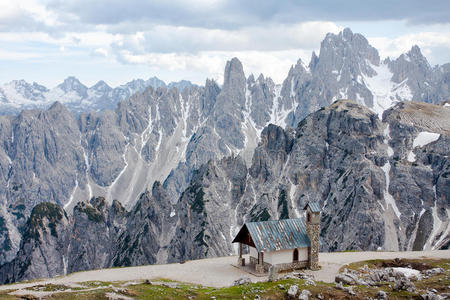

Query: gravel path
[[0, 250, 448, 290]]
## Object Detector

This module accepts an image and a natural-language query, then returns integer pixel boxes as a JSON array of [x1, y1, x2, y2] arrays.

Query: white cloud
[[109, 21, 340, 54], [369, 31, 450, 62], [0, 49, 41, 60], [94, 48, 108, 57], [0, 2, 21, 19], [116, 49, 312, 84]]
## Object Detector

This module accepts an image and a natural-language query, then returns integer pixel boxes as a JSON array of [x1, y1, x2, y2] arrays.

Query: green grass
[[0, 278, 363, 300], [2, 258, 449, 299], [0, 289, 18, 300], [25, 284, 78, 292]]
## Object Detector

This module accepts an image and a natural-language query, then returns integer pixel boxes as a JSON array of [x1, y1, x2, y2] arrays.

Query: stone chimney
[[305, 202, 321, 270]]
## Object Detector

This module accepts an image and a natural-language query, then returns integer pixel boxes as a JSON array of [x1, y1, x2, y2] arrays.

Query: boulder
[[287, 284, 299, 298], [305, 279, 316, 286], [421, 291, 443, 300], [335, 282, 344, 290], [298, 289, 312, 300], [376, 290, 388, 300], [294, 272, 315, 280], [233, 277, 251, 286], [422, 268, 444, 277], [335, 272, 359, 285], [393, 277, 415, 292], [343, 286, 356, 296]]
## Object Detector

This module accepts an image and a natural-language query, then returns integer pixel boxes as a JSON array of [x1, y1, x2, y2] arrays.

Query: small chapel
[[232, 202, 321, 273]]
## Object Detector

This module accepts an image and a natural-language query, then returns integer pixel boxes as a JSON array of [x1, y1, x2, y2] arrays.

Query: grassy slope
[[0, 258, 448, 299]]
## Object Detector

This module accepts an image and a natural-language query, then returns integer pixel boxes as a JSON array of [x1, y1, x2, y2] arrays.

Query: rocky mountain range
[[0, 28, 448, 283], [0, 76, 194, 115]]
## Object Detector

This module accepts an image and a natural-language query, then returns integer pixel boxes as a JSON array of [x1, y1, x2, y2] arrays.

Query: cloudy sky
[[1, 0, 449, 87]]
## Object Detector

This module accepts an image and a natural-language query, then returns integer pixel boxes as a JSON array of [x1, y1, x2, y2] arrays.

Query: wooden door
[[293, 248, 299, 262]]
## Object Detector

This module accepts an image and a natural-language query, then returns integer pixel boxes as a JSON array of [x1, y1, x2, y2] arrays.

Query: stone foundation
[[248, 256, 308, 273], [249, 256, 271, 273], [255, 263, 265, 273], [274, 260, 308, 272]]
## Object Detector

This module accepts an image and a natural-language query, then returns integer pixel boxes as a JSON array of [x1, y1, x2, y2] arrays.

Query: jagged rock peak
[[259, 124, 294, 153], [223, 57, 245, 88], [48, 101, 71, 114], [293, 58, 309, 73], [205, 78, 218, 87], [405, 45, 429, 65], [247, 74, 255, 84], [57, 76, 87, 91], [309, 51, 319, 70], [342, 27, 354, 40], [257, 73, 265, 82], [91, 80, 111, 91], [320, 27, 380, 65]]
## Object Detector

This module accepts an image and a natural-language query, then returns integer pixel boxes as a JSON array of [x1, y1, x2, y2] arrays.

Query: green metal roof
[[304, 202, 321, 213], [233, 218, 311, 252]]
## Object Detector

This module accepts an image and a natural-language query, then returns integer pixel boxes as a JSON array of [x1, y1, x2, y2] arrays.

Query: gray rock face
[[167, 155, 248, 262], [68, 197, 127, 272], [0, 203, 71, 284], [1, 100, 449, 284], [0, 197, 126, 283], [112, 182, 175, 266], [168, 100, 449, 259]]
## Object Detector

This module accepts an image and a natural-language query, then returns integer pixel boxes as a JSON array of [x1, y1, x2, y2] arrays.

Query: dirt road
[[0, 250, 448, 290]]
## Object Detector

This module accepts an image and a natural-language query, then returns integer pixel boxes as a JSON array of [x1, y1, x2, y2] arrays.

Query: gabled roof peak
[[304, 202, 321, 213]]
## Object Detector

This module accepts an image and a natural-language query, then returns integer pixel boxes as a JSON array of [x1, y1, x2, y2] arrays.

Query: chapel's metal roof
[[304, 201, 321, 213], [243, 218, 310, 252]]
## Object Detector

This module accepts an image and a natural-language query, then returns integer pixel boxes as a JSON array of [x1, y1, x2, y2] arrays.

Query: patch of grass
[[25, 284, 75, 292], [46, 290, 114, 299], [0, 290, 18, 299], [415, 272, 450, 293]]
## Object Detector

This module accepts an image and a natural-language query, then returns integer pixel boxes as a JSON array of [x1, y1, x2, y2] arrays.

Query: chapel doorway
[[293, 248, 299, 262]]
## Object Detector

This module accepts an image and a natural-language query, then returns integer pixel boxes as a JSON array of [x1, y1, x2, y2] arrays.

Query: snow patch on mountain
[[362, 62, 413, 118], [407, 151, 416, 162], [381, 162, 401, 219], [413, 132, 440, 148], [426, 201, 443, 250]]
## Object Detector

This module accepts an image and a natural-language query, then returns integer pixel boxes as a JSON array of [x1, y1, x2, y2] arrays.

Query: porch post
[[237, 243, 245, 266], [238, 242, 242, 258], [255, 252, 264, 273]]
